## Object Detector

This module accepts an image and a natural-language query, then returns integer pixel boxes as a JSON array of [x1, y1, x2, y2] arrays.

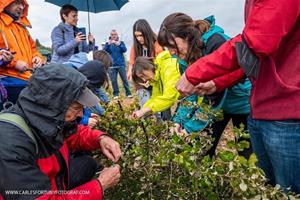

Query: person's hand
[[88, 117, 98, 128], [15, 60, 29, 72], [132, 107, 151, 119], [195, 80, 217, 96], [99, 135, 122, 162], [127, 69, 132, 80], [75, 32, 86, 43], [170, 123, 182, 135], [98, 165, 121, 191], [88, 33, 94, 43], [114, 40, 121, 46], [176, 73, 196, 97], [91, 113, 99, 118], [0, 49, 14, 63], [32, 56, 44, 68]]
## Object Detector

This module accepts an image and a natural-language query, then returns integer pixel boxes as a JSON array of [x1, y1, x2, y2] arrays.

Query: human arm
[[127, 47, 135, 80], [143, 55, 181, 113], [66, 125, 121, 162], [118, 41, 127, 53], [0, 122, 103, 200], [0, 49, 14, 66], [82, 33, 95, 53], [51, 27, 78, 56], [178, 0, 300, 94], [28, 35, 45, 68], [103, 42, 110, 52]]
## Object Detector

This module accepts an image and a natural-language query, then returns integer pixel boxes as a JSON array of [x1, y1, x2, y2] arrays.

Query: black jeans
[[206, 113, 252, 159], [68, 151, 99, 189]]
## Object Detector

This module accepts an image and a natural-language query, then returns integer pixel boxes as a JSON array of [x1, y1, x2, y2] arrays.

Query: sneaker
[[127, 95, 133, 98], [113, 96, 119, 100]]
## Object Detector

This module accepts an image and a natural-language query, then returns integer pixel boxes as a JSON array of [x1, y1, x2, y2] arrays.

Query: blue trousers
[[248, 116, 300, 194], [108, 66, 131, 97]]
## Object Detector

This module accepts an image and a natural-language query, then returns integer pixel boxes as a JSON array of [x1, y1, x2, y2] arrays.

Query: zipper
[[54, 151, 69, 190]]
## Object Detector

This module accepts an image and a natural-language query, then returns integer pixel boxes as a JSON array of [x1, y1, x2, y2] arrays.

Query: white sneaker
[[127, 95, 133, 98], [113, 96, 119, 100]]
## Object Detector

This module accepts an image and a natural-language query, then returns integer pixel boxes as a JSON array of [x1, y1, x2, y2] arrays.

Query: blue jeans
[[248, 116, 300, 193], [1, 77, 27, 104], [108, 66, 131, 97], [96, 88, 110, 103], [137, 88, 150, 107]]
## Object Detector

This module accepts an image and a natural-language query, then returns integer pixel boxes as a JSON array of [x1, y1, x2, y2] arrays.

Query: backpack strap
[[58, 24, 65, 42], [0, 113, 38, 154]]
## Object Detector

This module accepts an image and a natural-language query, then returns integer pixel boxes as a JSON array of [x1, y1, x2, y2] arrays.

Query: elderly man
[[0, 0, 45, 104], [0, 64, 121, 199]]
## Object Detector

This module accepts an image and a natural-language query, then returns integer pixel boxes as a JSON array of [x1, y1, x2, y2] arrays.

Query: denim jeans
[[248, 116, 300, 193], [96, 88, 110, 103], [137, 88, 150, 107], [108, 66, 131, 97], [1, 77, 27, 104]]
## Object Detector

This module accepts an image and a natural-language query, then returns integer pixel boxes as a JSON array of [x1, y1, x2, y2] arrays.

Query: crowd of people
[[0, 0, 299, 199]]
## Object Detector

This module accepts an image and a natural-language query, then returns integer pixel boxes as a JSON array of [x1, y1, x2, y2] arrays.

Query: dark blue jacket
[[103, 41, 127, 67]]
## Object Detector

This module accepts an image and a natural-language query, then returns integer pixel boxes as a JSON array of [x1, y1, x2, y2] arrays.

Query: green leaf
[[219, 151, 235, 162]]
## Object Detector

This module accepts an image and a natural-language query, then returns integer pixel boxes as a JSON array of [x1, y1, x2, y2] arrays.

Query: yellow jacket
[[143, 51, 180, 113], [0, 0, 44, 80]]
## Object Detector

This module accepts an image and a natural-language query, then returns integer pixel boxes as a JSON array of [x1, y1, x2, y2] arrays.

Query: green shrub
[[95, 99, 298, 200]]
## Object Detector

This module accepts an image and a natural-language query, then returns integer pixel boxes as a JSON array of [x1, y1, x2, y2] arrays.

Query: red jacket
[[185, 0, 300, 120], [0, 124, 104, 200]]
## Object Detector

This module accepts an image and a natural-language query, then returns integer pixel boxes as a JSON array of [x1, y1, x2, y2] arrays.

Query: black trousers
[[206, 113, 253, 159], [68, 151, 99, 189]]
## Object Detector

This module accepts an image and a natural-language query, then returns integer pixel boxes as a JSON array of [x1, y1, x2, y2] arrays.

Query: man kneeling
[[0, 64, 121, 199]]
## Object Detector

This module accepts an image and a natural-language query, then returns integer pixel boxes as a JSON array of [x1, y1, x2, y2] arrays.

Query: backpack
[[0, 113, 38, 154]]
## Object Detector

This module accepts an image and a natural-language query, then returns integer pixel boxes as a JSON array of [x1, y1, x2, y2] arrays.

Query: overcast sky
[[27, 0, 245, 53]]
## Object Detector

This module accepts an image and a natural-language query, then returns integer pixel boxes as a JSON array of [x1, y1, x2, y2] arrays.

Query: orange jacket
[[129, 41, 164, 66], [0, 0, 44, 80]]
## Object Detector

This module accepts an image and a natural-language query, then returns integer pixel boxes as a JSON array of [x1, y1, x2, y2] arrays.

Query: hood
[[0, 0, 30, 27], [202, 15, 230, 44], [15, 64, 89, 149], [63, 52, 89, 69], [78, 60, 107, 91]]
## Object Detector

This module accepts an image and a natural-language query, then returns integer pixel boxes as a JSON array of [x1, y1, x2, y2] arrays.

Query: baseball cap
[[77, 87, 100, 107]]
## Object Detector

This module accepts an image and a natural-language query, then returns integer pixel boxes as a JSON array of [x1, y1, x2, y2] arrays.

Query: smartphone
[[78, 27, 86, 36]]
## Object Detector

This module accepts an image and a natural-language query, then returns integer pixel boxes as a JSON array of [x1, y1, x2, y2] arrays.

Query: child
[[131, 51, 180, 119], [78, 60, 108, 128]]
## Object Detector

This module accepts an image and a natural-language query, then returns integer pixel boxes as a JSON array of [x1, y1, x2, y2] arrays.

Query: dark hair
[[60, 4, 78, 22], [158, 12, 205, 65], [93, 50, 112, 71], [133, 19, 157, 58], [132, 57, 155, 86]]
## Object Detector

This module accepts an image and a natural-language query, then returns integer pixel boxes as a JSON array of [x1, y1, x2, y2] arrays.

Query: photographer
[[51, 4, 95, 64], [104, 30, 132, 99]]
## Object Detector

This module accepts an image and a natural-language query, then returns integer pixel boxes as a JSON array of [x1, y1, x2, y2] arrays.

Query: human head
[[93, 50, 112, 71], [78, 60, 108, 92], [60, 4, 78, 26], [133, 19, 157, 57], [110, 30, 119, 41], [17, 64, 99, 147], [132, 57, 155, 86], [158, 12, 203, 64], [4, 0, 25, 18]]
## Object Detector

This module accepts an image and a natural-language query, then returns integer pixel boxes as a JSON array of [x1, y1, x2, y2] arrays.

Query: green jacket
[[143, 51, 180, 113]]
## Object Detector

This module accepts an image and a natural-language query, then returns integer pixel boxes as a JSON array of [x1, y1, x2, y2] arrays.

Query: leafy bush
[[95, 99, 298, 200]]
